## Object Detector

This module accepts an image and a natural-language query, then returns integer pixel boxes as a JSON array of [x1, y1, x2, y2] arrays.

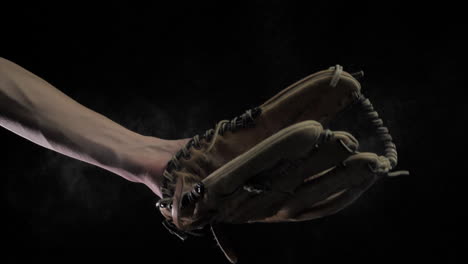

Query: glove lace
[[160, 107, 262, 198], [355, 94, 409, 177]]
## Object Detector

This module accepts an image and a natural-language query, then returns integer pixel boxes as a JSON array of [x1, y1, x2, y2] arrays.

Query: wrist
[[122, 135, 188, 197]]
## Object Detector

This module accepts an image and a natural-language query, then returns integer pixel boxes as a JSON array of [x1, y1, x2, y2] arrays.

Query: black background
[[3, 2, 466, 263]]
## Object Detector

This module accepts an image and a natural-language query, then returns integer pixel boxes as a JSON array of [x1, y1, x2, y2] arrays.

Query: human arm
[[0, 57, 187, 197]]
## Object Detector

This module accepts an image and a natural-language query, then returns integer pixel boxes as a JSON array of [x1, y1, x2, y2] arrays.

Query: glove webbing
[[356, 94, 405, 174], [330, 65, 408, 176]]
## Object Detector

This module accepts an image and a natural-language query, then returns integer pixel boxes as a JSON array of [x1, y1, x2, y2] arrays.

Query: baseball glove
[[156, 65, 408, 263]]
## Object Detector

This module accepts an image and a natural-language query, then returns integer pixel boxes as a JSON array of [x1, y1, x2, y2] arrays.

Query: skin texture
[[0, 57, 189, 198]]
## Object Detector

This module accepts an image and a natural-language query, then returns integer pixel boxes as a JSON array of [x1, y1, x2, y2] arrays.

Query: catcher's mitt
[[156, 65, 408, 263]]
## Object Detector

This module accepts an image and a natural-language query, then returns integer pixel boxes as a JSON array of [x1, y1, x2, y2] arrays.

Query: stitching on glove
[[161, 107, 262, 197]]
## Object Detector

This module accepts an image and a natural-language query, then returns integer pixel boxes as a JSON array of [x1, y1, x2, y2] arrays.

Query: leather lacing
[[158, 107, 262, 203], [329, 65, 408, 177], [355, 93, 409, 177], [156, 107, 262, 239]]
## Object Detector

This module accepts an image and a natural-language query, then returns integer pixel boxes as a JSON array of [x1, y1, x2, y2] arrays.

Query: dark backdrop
[[3, 2, 466, 263]]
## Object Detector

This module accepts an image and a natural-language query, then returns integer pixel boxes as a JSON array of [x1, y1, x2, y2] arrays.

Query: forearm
[[0, 58, 182, 196]]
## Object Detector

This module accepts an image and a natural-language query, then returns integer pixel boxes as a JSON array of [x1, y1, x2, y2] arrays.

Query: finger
[[264, 152, 387, 222]]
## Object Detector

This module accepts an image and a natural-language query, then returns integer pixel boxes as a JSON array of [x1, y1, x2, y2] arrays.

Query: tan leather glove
[[156, 65, 408, 263]]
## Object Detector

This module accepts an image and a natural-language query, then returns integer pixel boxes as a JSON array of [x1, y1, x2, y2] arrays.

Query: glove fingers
[[201, 121, 323, 198], [259, 152, 384, 222], [298, 130, 358, 183], [214, 130, 359, 223], [290, 175, 374, 221], [292, 153, 391, 222], [191, 121, 323, 225]]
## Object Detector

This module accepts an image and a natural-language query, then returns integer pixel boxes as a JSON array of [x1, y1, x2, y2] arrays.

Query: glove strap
[[162, 219, 188, 241]]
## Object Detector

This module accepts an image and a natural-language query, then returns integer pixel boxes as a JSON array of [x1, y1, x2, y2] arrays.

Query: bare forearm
[[0, 58, 184, 196]]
